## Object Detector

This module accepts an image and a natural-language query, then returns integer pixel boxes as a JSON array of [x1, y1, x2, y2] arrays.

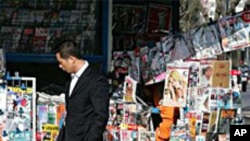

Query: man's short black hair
[[53, 40, 82, 59]]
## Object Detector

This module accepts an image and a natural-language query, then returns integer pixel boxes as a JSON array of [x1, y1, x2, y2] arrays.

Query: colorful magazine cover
[[138, 130, 155, 141], [163, 63, 189, 107], [170, 120, 189, 141], [123, 76, 137, 103], [37, 105, 48, 131], [56, 104, 65, 128], [185, 111, 202, 139], [218, 11, 250, 52], [217, 109, 237, 134], [41, 123, 60, 141], [123, 104, 137, 124]]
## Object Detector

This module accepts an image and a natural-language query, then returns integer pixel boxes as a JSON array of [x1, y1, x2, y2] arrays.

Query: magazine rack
[[5, 72, 36, 141]]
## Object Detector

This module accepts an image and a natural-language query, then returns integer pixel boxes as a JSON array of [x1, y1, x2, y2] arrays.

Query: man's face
[[205, 68, 212, 77], [56, 53, 73, 73]]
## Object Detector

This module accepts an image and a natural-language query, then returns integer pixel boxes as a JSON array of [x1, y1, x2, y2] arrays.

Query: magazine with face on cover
[[163, 63, 189, 107], [198, 59, 214, 91]]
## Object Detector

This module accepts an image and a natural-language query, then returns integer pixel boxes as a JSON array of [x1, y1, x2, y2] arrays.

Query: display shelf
[[6, 53, 105, 63]]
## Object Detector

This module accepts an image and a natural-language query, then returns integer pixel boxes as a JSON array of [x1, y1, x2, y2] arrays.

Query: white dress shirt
[[69, 61, 89, 96]]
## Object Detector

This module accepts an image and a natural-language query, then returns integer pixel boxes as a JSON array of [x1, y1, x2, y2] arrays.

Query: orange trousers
[[155, 106, 176, 141]]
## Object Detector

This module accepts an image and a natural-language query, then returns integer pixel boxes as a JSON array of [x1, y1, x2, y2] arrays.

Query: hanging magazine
[[218, 11, 250, 52], [144, 43, 166, 85], [170, 34, 194, 61], [113, 51, 135, 74], [161, 36, 173, 64], [140, 46, 154, 85], [163, 63, 189, 107], [189, 24, 221, 59]]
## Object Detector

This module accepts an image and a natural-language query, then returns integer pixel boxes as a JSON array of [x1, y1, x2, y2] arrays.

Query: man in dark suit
[[54, 40, 110, 141]]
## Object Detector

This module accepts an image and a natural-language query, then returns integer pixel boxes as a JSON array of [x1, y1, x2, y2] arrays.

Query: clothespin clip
[[20, 83, 27, 90]]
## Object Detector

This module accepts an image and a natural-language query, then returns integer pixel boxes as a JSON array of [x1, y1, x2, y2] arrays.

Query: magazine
[[103, 129, 120, 141], [120, 130, 137, 141], [138, 130, 155, 141], [218, 11, 250, 52], [185, 111, 202, 139], [144, 44, 166, 85], [209, 88, 218, 111], [199, 60, 214, 89], [195, 88, 210, 112], [217, 88, 233, 109], [170, 120, 189, 141], [123, 76, 137, 103], [208, 111, 219, 133], [217, 109, 237, 134], [123, 104, 137, 124], [163, 64, 189, 107], [201, 112, 210, 136], [211, 60, 230, 88]]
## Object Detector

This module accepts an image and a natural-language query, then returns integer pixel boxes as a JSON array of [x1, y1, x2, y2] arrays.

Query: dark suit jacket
[[62, 66, 110, 141]]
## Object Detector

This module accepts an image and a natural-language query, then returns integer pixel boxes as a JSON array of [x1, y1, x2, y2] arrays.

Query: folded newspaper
[[37, 92, 65, 104]]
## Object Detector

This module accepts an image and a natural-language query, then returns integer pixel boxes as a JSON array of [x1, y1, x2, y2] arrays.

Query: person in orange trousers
[[155, 106, 179, 141]]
